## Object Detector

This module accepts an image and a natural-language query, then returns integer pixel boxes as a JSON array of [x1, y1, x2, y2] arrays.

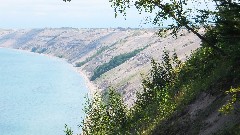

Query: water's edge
[[0, 46, 97, 95], [0, 47, 92, 135]]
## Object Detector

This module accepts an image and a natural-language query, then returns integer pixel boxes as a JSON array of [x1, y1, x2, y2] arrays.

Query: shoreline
[[76, 68, 98, 96], [0, 46, 98, 96]]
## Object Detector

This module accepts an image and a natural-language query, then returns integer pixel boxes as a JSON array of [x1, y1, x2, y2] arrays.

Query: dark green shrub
[[127, 51, 180, 133], [81, 88, 128, 135], [90, 48, 145, 81], [31, 47, 37, 52], [37, 48, 47, 53], [75, 46, 109, 67]]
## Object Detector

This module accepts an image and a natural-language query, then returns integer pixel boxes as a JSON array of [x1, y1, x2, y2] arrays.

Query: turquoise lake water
[[0, 48, 88, 135]]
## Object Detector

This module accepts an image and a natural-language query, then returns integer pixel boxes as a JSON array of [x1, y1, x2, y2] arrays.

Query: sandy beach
[[0, 28, 202, 106], [76, 68, 99, 96]]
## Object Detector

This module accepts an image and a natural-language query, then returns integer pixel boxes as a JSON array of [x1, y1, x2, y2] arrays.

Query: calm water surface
[[0, 48, 88, 135]]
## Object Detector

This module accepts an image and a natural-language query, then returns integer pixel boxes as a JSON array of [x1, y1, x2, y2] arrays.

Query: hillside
[[1, 28, 240, 134], [0, 28, 201, 106]]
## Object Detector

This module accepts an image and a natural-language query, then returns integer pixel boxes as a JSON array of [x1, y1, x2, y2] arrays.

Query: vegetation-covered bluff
[[1, 0, 240, 134], [0, 28, 200, 106]]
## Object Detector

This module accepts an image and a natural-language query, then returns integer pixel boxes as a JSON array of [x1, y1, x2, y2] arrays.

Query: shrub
[[90, 47, 145, 81], [81, 88, 128, 135]]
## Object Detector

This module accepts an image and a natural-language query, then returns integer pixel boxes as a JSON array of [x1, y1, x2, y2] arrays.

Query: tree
[[212, 1, 240, 43], [109, 0, 240, 55], [81, 88, 128, 135], [63, 0, 240, 54]]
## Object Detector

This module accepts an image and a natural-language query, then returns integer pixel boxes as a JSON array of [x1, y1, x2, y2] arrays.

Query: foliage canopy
[[109, 0, 240, 54], [63, 0, 240, 134]]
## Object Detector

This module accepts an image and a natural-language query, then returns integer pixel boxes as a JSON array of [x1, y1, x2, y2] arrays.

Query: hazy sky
[[0, 0, 154, 28]]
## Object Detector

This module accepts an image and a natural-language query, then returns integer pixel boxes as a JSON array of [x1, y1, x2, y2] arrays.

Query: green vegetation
[[81, 88, 128, 134], [64, 0, 240, 134], [37, 48, 47, 54], [31, 47, 47, 54], [67, 40, 240, 135], [31, 47, 37, 52], [75, 35, 137, 68], [64, 124, 73, 135], [216, 123, 240, 135], [65, 41, 240, 134], [65, 24, 240, 135], [110, 0, 240, 55], [90, 47, 146, 81], [219, 87, 240, 114], [57, 55, 64, 58], [75, 46, 109, 67]]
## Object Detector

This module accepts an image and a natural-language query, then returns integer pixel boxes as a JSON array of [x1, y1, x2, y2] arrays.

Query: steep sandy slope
[[0, 28, 201, 106]]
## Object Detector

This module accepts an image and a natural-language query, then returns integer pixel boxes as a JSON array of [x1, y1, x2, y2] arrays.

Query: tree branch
[[152, 0, 226, 55]]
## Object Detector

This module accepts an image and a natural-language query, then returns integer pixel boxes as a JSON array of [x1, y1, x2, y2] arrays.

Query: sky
[[0, 0, 155, 28]]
